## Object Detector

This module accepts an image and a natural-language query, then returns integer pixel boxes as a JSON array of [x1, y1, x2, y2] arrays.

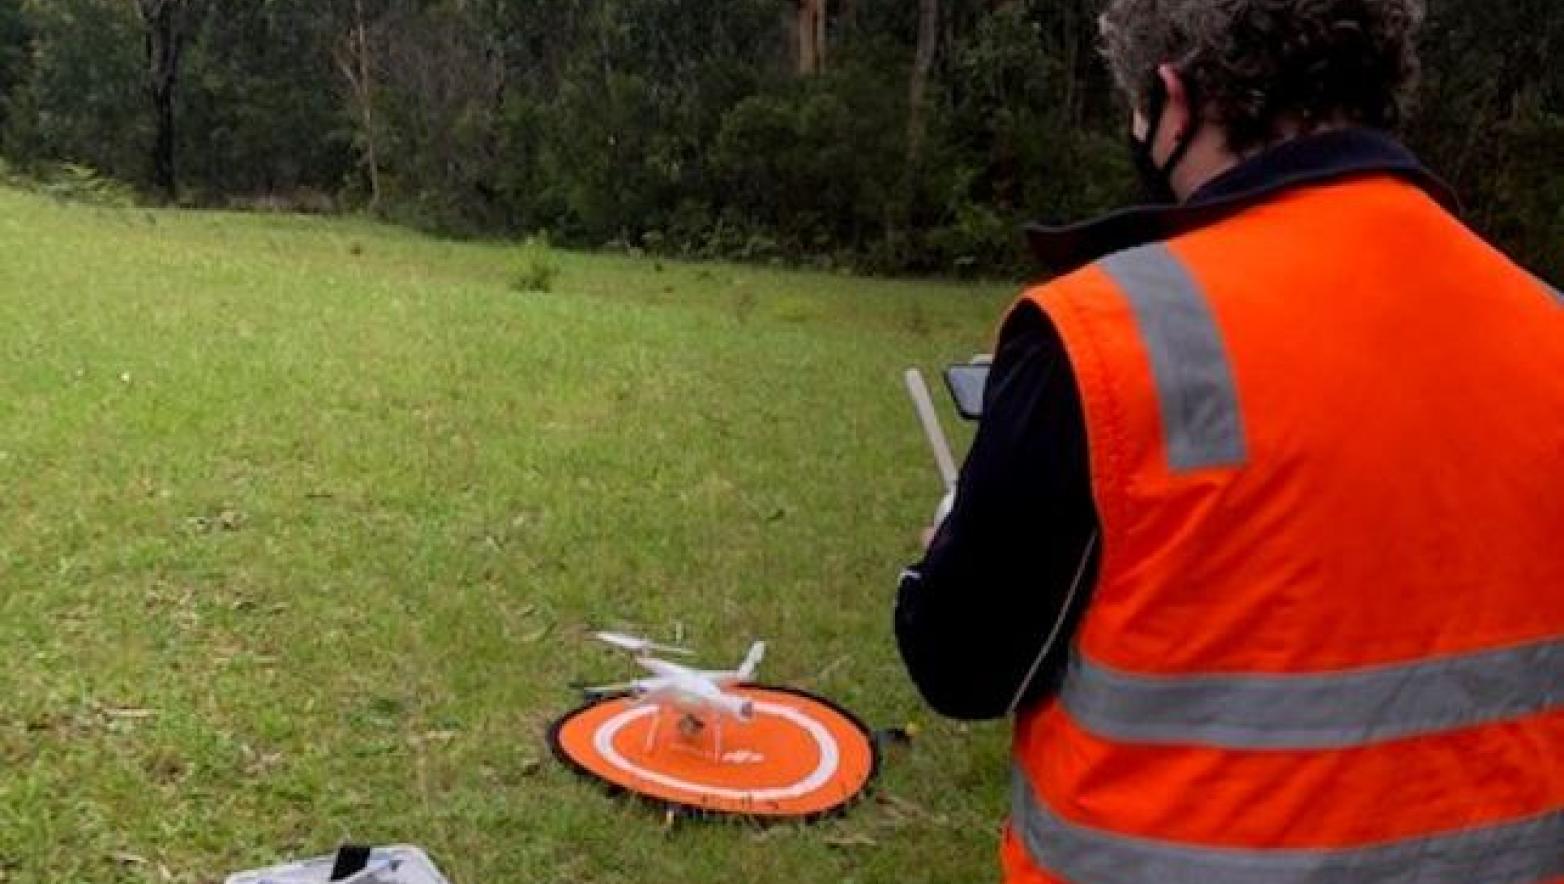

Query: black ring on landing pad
[[546, 683, 882, 825]]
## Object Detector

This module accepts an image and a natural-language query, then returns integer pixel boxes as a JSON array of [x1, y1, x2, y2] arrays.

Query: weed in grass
[[512, 233, 561, 293]]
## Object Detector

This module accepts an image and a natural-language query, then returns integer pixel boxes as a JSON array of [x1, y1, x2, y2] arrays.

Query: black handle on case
[[330, 845, 372, 880]]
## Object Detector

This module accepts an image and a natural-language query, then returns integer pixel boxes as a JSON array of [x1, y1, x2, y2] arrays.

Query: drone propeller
[[594, 631, 693, 657], [579, 680, 637, 699], [580, 675, 674, 698]]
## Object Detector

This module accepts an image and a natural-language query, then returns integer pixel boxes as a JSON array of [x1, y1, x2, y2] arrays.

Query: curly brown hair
[[1099, 0, 1425, 152]]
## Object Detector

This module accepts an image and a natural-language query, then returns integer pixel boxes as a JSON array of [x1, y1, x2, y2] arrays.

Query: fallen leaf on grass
[[809, 655, 850, 685], [185, 510, 245, 534], [240, 745, 284, 777], [408, 729, 459, 747]]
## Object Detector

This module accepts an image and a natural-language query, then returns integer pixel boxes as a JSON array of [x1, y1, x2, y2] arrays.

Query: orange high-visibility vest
[[1004, 175, 1564, 883]]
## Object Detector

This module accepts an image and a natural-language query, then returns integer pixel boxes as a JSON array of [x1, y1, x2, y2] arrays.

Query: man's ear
[[1156, 63, 1193, 149]]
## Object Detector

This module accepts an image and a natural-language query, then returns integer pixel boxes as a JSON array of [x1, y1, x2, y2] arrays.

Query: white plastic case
[[225, 845, 452, 884]]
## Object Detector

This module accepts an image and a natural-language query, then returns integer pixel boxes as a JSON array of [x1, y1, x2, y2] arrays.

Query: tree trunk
[[355, 0, 381, 213], [337, 0, 382, 211], [1061, 0, 1083, 126], [838, 0, 856, 38], [794, 0, 827, 76], [138, 0, 182, 200], [905, 0, 938, 170], [814, 0, 827, 72]]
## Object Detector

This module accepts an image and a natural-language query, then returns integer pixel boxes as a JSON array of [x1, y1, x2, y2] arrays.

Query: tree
[[794, 0, 828, 75], [0, 0, 1554, 279], [905, 0, 938, 170], [335, 0, 383, 211], [0, 0, 27, 131], [4, 0, 148, 182], [129, 0, 204, 199], [176, 0, 351, 198]]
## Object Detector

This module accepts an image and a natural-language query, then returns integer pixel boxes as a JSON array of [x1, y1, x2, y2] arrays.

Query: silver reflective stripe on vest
[[1100, 243, 1246, 471], [1061, 638, 1564, 750], [1011, 768, 1564, 884]]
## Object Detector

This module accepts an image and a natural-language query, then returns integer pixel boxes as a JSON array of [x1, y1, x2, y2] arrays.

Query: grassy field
[[0, 187, 1020, 882]]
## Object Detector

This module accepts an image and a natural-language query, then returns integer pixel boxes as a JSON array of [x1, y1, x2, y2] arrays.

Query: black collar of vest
[[1024, 128, 1459, 276]]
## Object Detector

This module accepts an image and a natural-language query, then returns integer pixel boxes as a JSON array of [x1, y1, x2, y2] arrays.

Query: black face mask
[[1130, 76, 1201, 205]]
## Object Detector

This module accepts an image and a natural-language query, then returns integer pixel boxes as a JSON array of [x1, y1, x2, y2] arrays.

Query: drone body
[[588, 633, 766, 759]]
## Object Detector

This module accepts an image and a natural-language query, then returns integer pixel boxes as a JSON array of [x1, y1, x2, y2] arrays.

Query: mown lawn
[[0, 188, 1021, 882]]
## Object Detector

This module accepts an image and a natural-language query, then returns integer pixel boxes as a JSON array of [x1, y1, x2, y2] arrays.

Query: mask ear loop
[[1136, 73, 1169, 150], [1161, 75, 1203, 179], [1137, 70, 1203, 198]]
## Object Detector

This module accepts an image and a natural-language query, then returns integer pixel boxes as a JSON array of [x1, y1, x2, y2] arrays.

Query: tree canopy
[[0, 0, 1556, 279]]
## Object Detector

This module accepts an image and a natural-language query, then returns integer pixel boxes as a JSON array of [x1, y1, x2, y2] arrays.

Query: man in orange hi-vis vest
[[894, 0, 1564, 881]]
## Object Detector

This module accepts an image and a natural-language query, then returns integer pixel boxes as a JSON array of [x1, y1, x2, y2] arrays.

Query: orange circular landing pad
[[549, 685, 879, 820]]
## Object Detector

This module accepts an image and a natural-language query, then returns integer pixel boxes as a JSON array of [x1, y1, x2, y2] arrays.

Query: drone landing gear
[[643, 708, 728, 762]]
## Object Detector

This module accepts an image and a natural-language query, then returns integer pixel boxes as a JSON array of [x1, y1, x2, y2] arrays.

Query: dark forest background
[[0, 0, 1556, 278]]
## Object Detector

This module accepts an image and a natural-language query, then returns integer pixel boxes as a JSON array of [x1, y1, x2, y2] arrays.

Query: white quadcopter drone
[[587, 631, 767, 760]]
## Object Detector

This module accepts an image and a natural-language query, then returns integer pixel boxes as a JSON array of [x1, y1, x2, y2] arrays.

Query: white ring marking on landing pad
[[591, 700, 843, 802]]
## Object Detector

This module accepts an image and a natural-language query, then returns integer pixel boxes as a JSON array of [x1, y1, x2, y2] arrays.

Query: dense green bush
[[34, 162, 137, 207], [1, 0, 148, 185]]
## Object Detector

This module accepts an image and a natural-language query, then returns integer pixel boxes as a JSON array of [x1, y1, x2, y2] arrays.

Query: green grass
[[0, 188, 1018, 882]]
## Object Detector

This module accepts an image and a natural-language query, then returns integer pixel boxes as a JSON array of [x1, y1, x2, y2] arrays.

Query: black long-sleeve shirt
[[894, 305, 1098, 719], [894, 129, 1459, 721]]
